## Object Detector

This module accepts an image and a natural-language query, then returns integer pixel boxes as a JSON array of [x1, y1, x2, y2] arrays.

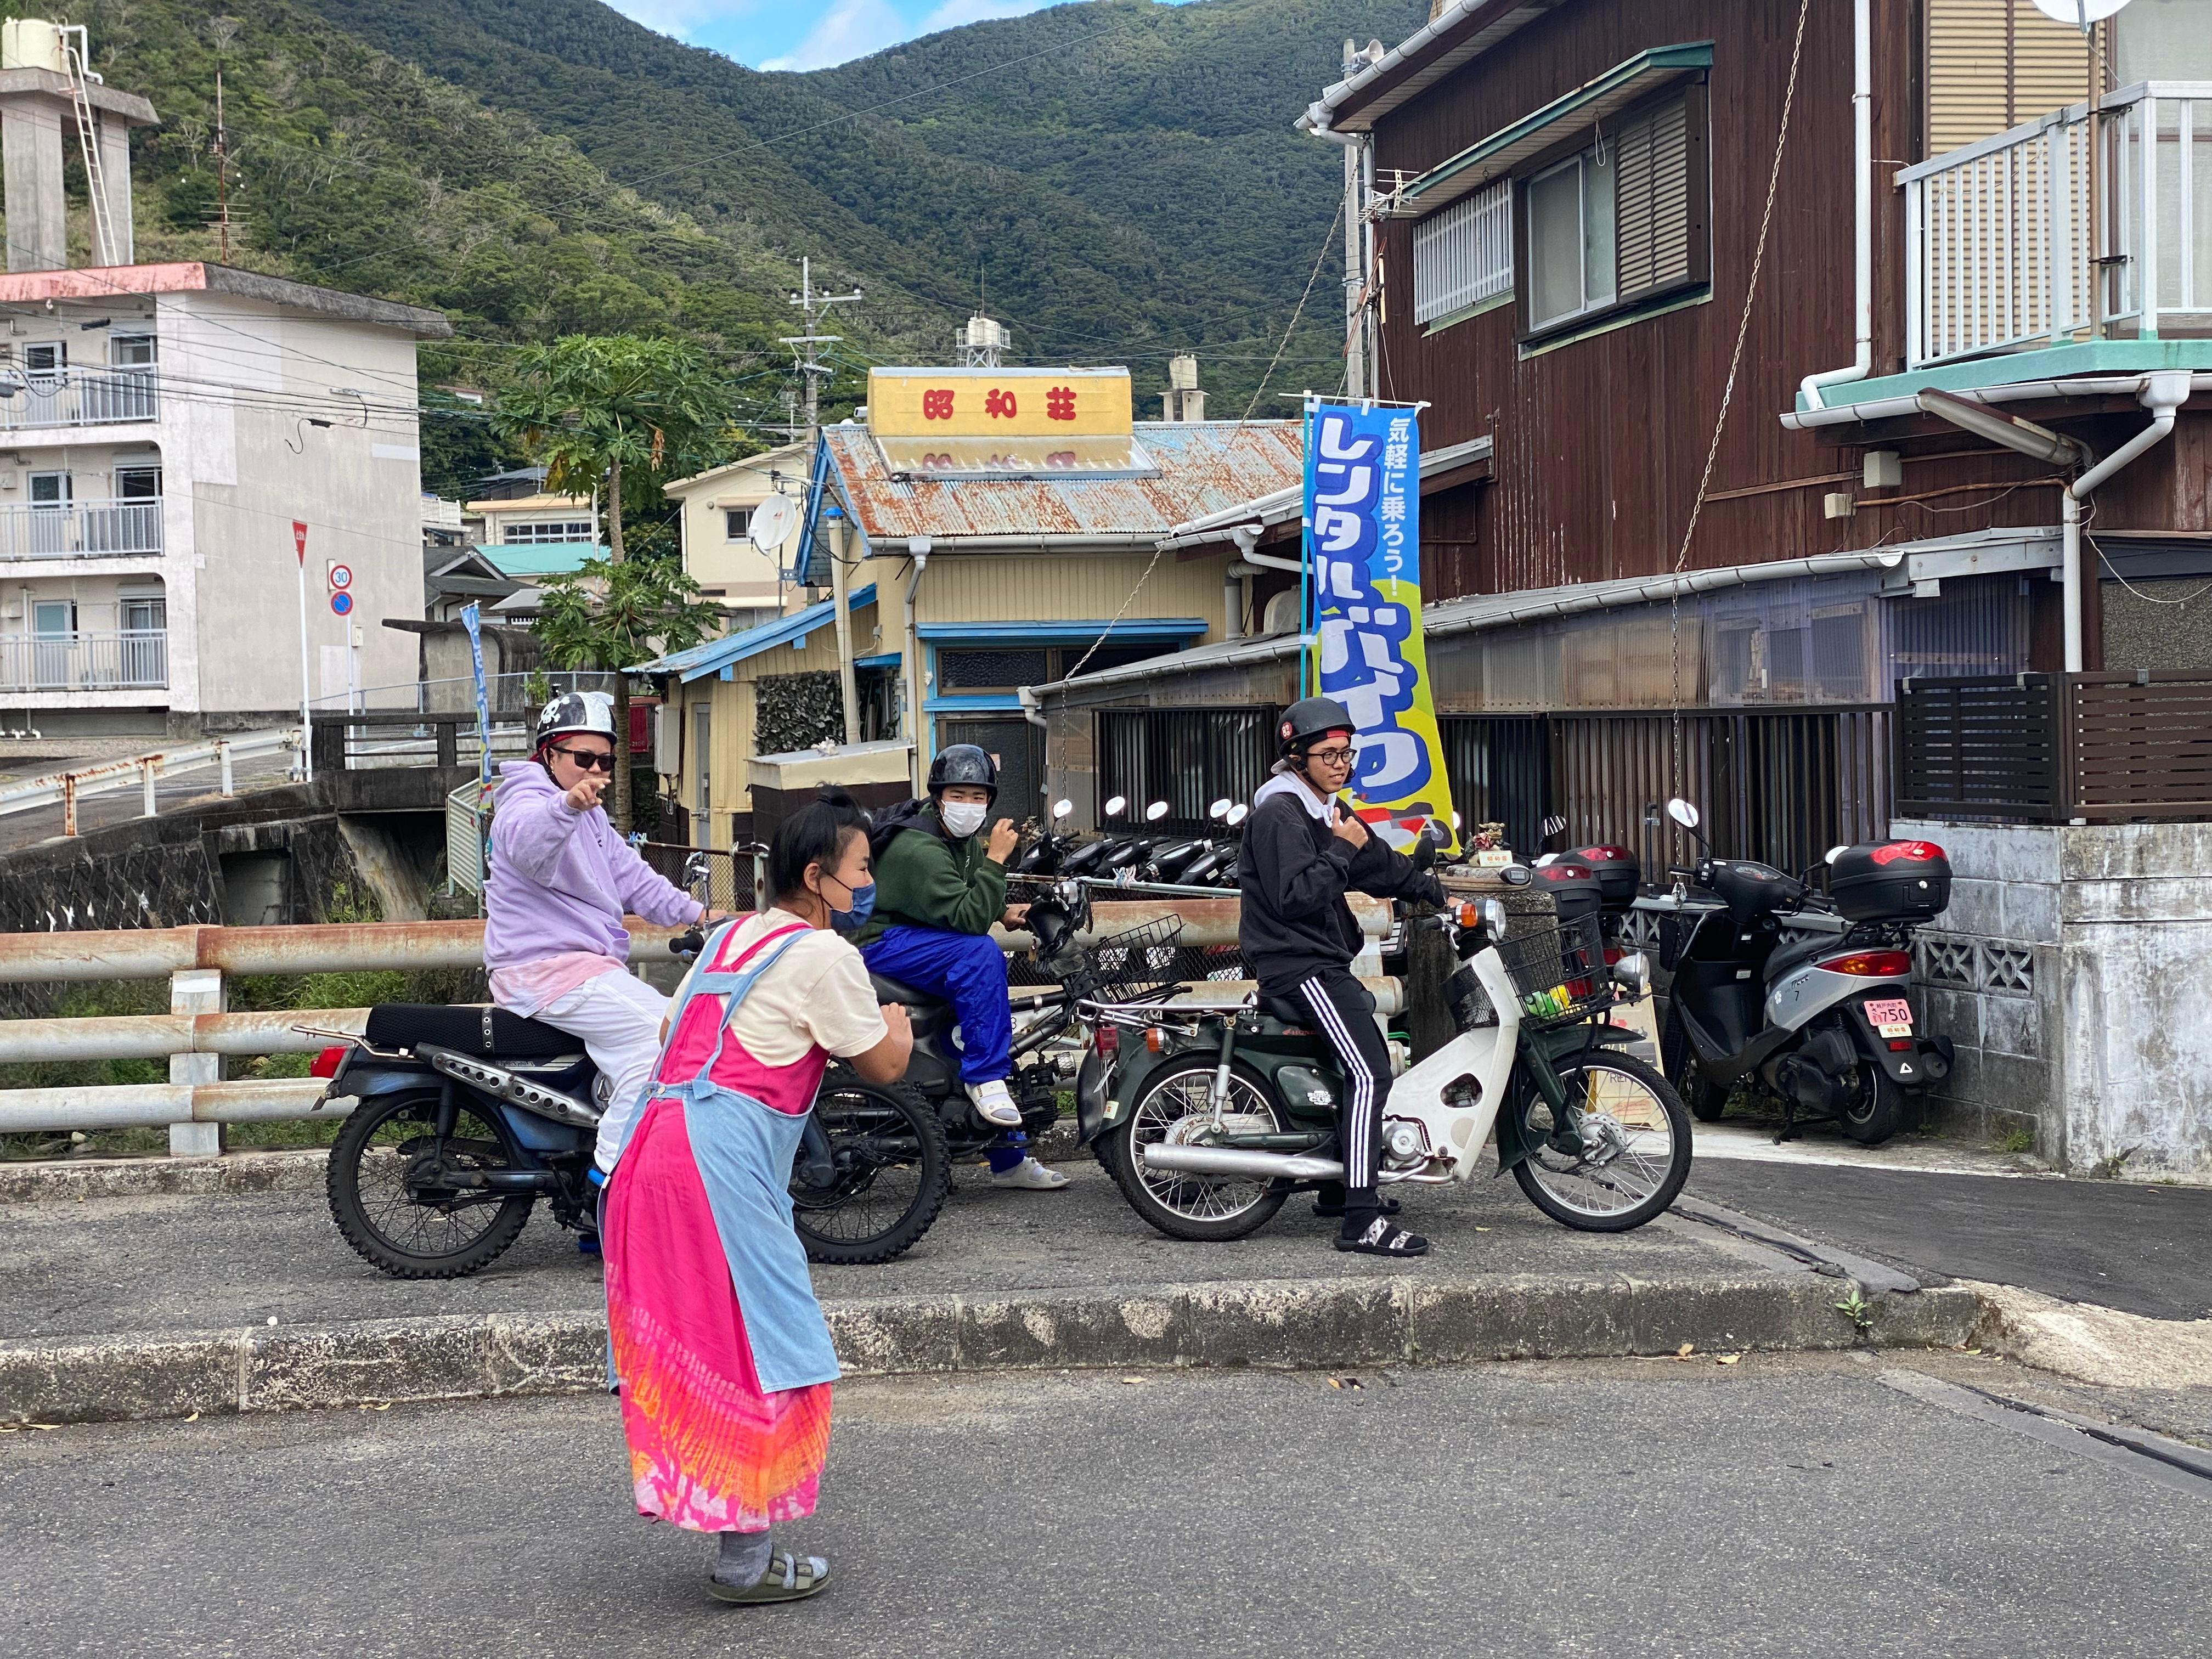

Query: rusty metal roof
[[821, 420, 1305, 550]]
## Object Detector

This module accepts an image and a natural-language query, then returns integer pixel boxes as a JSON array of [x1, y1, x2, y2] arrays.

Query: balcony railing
[[1903, 80, 2212, 368], [0, 629, 168, 692], [0, 499, 162, 561], [0, 365, 160, 430]]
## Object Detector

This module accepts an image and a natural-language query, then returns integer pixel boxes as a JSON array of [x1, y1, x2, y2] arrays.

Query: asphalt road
[[5, 1355, 2206, 1659], [1685, 1159, 2212, 1321]]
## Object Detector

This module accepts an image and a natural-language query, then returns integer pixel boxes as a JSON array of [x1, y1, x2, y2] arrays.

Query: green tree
[[490, 335, 732, 566], [532, 555, 721, 833]]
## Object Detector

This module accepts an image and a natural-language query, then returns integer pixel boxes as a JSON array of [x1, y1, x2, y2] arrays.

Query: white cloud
[[919, 0, 1052, 30], [599, 0, 753, 40], [760, 0, 910, 69]]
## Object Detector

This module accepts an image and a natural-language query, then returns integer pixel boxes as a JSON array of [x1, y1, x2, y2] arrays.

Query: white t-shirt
[[683, 909, 888, 1072]]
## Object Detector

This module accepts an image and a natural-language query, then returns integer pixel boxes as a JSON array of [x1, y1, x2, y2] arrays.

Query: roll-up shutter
[[1613, 97, 1691, 302], [1927, 0, 2094, 155]]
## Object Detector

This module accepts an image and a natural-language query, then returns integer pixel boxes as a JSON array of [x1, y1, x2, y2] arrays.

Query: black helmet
[[1277, 696, 1356, 758], [927, 743, 998, 802]]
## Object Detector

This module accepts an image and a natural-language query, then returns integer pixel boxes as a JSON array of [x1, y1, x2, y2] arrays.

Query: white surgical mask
[[941, 800, 989, 839]]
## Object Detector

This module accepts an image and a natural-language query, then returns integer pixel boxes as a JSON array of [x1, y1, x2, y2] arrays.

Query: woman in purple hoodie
[[483, 692, 725, 1175]]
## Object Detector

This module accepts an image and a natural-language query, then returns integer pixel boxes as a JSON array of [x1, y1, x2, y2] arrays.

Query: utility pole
[[781, 257, 864, 435], [782, 257, 865, 741]]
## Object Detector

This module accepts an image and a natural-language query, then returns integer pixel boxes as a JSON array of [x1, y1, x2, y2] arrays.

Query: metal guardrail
[[0, 728, 297, 836], [0, 900, 1390, 1153]]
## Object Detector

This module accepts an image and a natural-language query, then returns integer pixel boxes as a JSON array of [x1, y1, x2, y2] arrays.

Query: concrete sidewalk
[[0, 1151, 1981, 1425]]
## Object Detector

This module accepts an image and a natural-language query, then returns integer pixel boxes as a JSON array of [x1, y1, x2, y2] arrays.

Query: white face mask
[[940, 800, 989, 839]]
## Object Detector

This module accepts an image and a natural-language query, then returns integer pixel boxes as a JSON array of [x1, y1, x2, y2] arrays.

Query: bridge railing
[[0, 901, 1387, 1158]]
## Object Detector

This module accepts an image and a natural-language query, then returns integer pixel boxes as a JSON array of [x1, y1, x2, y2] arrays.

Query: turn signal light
[[1816, 950, 1913, 977], [1145, 1026, 1165, 1054], [311, 1045, 348, 1079]]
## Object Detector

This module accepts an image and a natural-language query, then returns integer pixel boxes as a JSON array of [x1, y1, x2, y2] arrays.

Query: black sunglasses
[[549, 745, 617, 772]]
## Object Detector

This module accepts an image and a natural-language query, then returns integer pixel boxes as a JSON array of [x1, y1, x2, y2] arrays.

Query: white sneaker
[[966, 1079, 1022, 1127], [991, 1156, 1070, 1190]]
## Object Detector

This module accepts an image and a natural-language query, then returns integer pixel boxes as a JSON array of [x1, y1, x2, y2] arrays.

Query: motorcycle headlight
[[1480, 898, 1508, 936]]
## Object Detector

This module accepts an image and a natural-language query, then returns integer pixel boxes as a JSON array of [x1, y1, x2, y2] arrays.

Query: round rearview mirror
[[1209, 797, 1232, 820], [1103, 795, 1127, 817], [1825, 843, 1850, 865], [1226, 803, 1249, 826], [1053, 799, 1073, 821], [1146, 800, 1170, 821], [1666, 798, 1701, 829], [1451, 810, 1463, 829]]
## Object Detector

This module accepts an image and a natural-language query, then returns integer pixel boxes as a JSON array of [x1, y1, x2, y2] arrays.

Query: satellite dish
[[2028, 0, 2130, 26], [747, 494, 798, 552]]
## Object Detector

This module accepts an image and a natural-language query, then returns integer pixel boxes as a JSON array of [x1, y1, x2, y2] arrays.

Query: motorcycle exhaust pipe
[[1140, 1143, 1345, 1181], [423, 1048, 601, 1128]]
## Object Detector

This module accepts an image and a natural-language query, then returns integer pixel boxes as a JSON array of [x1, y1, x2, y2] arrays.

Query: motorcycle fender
[[1076, 1050, 1110, 1146], [1846, 995, 1936, 1087], [1096, 1043, 1173, 1136], [328, 1066, 435, 1102], [1492, 1076, 1535, 1175]]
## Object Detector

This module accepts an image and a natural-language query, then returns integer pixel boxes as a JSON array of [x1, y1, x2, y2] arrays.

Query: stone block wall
[[1894, 819, 2212, 1174]]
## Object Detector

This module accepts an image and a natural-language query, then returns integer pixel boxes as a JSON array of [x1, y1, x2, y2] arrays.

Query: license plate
[[1864, 998, 1912, 1037]]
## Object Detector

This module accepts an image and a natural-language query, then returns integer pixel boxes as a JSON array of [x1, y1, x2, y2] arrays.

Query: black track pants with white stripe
[[1296, 969, 1393, 1207]]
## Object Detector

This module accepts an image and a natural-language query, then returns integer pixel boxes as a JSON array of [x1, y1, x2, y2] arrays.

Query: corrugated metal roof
[[822, 420, 1305, 547]]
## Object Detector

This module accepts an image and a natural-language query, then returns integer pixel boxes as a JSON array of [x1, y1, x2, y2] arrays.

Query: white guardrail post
[[168, 968, 223, 1157]]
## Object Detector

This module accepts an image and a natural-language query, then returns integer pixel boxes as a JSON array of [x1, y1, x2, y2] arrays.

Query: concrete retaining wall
[[1896, 819, 2212, 1175]]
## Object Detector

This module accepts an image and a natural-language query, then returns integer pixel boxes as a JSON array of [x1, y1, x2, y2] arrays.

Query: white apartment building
[[665, 440, 810, 629], [0, 22, 450, 735]]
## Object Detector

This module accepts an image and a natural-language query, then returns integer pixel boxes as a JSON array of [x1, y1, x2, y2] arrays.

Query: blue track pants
[[862, 926, 1026, 1171]]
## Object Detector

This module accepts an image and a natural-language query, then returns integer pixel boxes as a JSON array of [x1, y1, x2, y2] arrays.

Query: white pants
[[533, 970, 670, 1173]]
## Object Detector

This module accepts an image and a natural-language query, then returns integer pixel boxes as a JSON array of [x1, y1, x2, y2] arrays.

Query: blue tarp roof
[[633, 584, 878, 681]]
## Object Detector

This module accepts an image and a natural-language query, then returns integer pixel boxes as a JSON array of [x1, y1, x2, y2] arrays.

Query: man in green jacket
[[859, 745, 1069, 1189]]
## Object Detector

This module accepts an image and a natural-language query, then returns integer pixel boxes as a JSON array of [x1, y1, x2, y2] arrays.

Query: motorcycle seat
[[364, 1003, 579, 1059], [870, 973, 951, 1014], [1258, 993, 1316, 1031]]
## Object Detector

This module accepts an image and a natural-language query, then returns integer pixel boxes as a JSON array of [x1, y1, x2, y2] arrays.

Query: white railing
[[1904, 81, 2212, 368], [0, 365, 159, 429], [0, 498, 162, 561], [0, 628, 167, 692], [0, 729, 297, 836]]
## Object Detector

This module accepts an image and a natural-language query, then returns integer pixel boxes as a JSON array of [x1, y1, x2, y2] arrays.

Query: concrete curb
[[0, 1274, 1986, 1426]]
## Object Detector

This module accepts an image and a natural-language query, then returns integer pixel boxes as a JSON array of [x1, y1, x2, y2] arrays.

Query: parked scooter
[[1640, 798, 1954, 1146], [1085, 826, 1692, 1241]]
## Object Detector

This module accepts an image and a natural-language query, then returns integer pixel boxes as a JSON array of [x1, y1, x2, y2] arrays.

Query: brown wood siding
[[1369, 0, 2166, 606]]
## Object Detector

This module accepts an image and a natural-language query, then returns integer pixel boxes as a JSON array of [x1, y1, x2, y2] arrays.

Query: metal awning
[[1379, 41, 1712, 218]]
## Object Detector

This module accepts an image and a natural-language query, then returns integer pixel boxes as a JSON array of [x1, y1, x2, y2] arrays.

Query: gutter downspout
[[1017, 684, 1047, 730], [827, 512, 860, 745], [2062, 371, 2192, 670], [1229, 524, 1304, 575], [1308, 104, 1370, 402], [902, 537, 931, 791], [1799, 0, 1872, 411]]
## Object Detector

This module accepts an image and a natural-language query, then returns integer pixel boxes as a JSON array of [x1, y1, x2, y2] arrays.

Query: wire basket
[[1062, 916, 1188, 1006], [1494, 913, 1616, 1030]]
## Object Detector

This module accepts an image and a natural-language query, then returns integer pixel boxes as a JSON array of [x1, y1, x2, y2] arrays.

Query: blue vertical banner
[[459, 601, 493, 795], [1302, 402, 1457, 853]]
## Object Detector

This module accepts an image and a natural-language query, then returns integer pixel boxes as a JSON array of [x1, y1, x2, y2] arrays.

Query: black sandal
[[1334, 1215, 1429, 1256]]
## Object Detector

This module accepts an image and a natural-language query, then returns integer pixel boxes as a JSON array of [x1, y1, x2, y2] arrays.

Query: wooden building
[[1034, 0, 2212, 869]]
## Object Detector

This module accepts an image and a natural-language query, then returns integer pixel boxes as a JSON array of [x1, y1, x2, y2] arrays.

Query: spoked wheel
[[326, 1092, 534, 1280], [1513, 1050, 1693, 1233], [1101, 1055, 1291, 1242], [791, 1069, 950, 1266]]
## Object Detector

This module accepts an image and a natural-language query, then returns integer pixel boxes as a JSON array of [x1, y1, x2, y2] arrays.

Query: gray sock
[[714, 1528, 774, 1585]]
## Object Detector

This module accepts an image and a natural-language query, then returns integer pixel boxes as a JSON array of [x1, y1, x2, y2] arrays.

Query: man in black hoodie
[[1239, 696, 1447, 1257]]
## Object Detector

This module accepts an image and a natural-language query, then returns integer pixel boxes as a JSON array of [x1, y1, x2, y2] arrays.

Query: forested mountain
[[0, 0, 1424, 485]]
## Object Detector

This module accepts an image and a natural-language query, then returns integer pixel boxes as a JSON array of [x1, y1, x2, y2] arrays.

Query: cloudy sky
[[602, 0, 1086, 72]]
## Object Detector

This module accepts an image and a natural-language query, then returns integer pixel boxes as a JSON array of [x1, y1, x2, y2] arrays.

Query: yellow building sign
[[868, 367, 1132, 439]]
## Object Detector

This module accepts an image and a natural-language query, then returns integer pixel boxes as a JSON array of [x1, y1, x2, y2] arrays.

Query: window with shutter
[[1926, 0, 2092, 156], [1515, 87, 1708, 344], [1412, 179, 1514, 325]]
